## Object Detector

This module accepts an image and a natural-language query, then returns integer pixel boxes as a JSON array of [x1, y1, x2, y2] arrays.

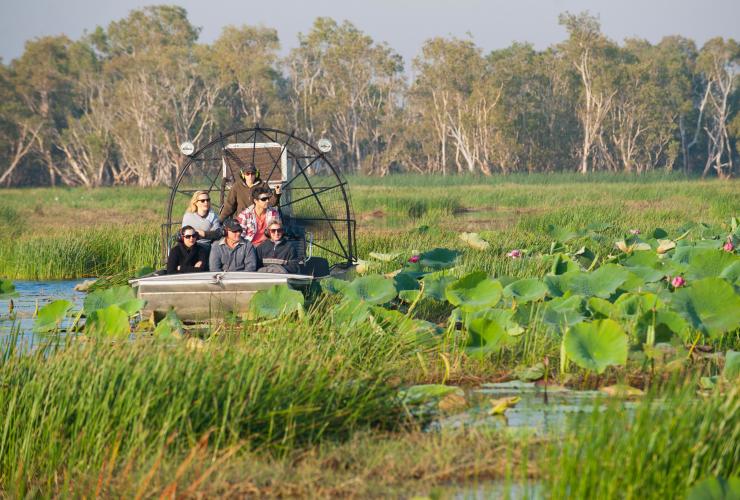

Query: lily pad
[[332, 299, 371, 328], [419, 248, 460, 270], [249, 284, 304, 319], [549, 264, 630, 299], [504, 278, 548, 303], [465, 308, 522, 357], [445, 272, 503, 312], [83, 286, 145, 317], [320, 277, 348, 295], [154, 309, 184, 340], [34, 300, 74, 333], [422, 272, 456, 301], [342, 275, 397, 304], [85, 305, 130, 338], [368, 251, 401, 262], [684, 249, 739, 280], [564, 319, 628, 373], [543, 295, 587, 332], [687, 476, 740, 500], [399, 384, 463, 406], [513, 362, 545, 382], [393, 272, 420, 292], [671, 278, 740, 339]]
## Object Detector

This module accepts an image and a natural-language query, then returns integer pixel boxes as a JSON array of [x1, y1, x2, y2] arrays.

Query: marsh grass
[[547, 382, 740, 499]]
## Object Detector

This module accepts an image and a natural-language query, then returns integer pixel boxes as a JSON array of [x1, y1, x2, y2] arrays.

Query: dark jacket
[[166, 242, 207, 274], [209, 237, 258, 272], [219, 179, 280, 222], [256, 238, 299, 274]]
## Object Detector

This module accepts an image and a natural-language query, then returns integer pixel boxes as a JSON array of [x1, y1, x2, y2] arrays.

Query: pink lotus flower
[[671, 276, 686, 288], [408, 255, 420, 263], [723, 240, 734, 252], [629, 229, 641, 235], [507, 249, 522, 259]]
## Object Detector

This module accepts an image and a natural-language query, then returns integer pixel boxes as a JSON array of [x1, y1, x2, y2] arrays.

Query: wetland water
[[0, 279, 86, 348]]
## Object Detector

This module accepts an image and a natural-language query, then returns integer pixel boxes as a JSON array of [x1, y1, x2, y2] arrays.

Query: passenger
[[218, 164, 281, 222], [166, 225, 208, 274], [209, 219, 258, 272], [257, 220, 299, 274], [182, 190, 222, 245], [235, 185, 280, 247]]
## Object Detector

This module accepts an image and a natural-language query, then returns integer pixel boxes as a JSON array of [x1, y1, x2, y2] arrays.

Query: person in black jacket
[[166, 225, 208, 274], [256, 220, 299, 274]]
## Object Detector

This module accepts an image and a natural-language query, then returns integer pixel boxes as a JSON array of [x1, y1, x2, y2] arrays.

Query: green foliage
[[341, 275, 397, 304], [445, 272, 503, 312], [248, 284, 305, 319], [153, 309, 184, 340], [671, 278, 740, 339], [33, 300, 74, 333], [563, 319, 628, 373], [725, 351, 740, 380], [85, 305, 131, 338], [0, 278, 16, 298], [83, 285, 145, 317], [465, 308, 522, 357], [504, 278, 549, 303]]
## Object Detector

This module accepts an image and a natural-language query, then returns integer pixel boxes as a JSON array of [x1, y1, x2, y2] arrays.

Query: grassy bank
[[1, 174, 738, 279]]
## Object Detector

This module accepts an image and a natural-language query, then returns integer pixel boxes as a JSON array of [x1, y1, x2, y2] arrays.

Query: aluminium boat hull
[[130, 271, 313, 320]]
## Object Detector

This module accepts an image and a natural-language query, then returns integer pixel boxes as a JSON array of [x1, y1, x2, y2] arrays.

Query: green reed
[[547, 382, 740, 499]]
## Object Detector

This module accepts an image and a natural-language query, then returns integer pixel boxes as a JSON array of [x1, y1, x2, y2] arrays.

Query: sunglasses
[[183, 234, 197, 239], [243, 171, 256, 176], [197, 198, 210, 203], [257, 196, 271, 202], [269, 228, 284, 233]]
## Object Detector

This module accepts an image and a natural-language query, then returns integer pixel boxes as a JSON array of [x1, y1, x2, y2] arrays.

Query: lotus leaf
[[83, 285, 144, 317], [34, 300, 74, 333], [445, 272, 503, 312], [720, 261, 740, 285], [546, 224, 578, 243], [398, 289, 421, 303], [0, 278, 17, 298], [671, 278, 740, 338], [635, 309, 690, 343], [422, 273, 457, 301], [393, 272, 420, 292], [368, 251, 401, 262], [154, 309, 184, 340], [614, 292, 661, 318], [623, 251, 661, 268], [371, 307, 441, 346], [332, 299, 371, 328], [466, 308, 522, 357], [513, 362, 545, 382], [459, 232, 491, 250], [549, 253, 580, 275], [564, 319, 628, 373], [572, 246, 597, 269], [724, 351, 740, 379], [399, 384, 463, 406], [587, 297, 617, 319], [622, 265, 665, 283], [556, 264, 631, 299], [342, 275, 397, 304], [504, 278, 548, 303], [652, 228, 669, 239], [249, 284, 304, 319], [687, 476, 740, 500], [543, 295, 587, 332], [85, 305, 130, 338], [320, 277, 348, 294], [684, 248, 739, 280], [419, 248, 460, 270]]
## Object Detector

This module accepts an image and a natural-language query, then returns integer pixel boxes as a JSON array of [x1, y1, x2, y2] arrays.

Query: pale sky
[[1, 0, 739, 68]]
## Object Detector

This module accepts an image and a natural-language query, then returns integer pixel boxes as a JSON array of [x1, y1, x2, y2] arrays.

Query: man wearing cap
[[256, 220, 299, 274], [219, 164, 281, 222], [209, 219, 258, 272]]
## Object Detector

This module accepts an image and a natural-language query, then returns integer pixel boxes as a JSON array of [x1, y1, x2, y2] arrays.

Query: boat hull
[[130, 272, 313, 320]]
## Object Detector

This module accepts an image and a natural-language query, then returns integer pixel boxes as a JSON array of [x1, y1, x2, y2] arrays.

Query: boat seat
[[284, 225, 329, 277]]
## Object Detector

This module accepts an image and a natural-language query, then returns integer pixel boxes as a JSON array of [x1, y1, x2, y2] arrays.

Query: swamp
[[0, 173, 739, 498]]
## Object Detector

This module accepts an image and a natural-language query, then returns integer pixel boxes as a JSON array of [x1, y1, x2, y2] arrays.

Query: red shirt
[[252, 211, 268, 246]]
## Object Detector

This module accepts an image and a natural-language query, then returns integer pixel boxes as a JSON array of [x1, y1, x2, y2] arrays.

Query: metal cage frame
[[161, 125, 357, 268]]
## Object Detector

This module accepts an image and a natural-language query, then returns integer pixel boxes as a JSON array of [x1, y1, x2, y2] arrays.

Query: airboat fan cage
[[163, 126, 356, 268]]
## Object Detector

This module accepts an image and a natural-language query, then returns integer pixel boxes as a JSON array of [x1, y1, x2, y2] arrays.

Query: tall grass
[[0, 306, 422, 493], [547, 383, 740, 499]]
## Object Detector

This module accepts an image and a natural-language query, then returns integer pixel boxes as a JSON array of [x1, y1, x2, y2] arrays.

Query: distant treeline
[[0, 6, 738, 186]]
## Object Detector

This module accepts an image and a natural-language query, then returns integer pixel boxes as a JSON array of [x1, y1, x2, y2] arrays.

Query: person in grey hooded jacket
[[209, 219, 258, 272]]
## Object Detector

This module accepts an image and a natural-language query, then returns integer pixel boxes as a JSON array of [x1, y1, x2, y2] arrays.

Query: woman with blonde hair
[[182, 190, 222, 244]]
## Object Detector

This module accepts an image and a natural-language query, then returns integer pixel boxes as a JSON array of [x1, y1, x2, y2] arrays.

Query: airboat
[[130, 126, 357, 319]]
